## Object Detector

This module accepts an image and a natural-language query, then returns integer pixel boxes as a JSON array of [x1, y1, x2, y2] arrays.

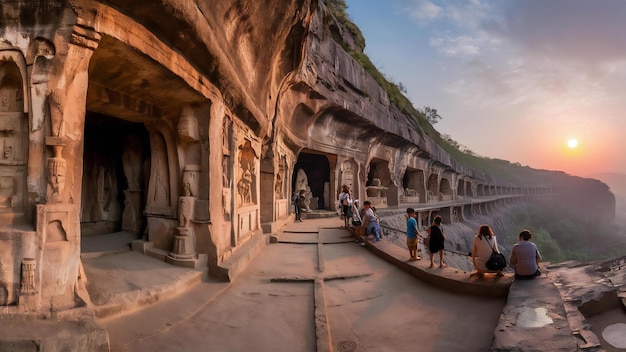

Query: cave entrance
[[293, 151, 332, 211], [80, 112, 150, 239]]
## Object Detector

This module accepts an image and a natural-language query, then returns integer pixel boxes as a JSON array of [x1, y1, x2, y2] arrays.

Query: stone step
[[82, 251, 207, 319]]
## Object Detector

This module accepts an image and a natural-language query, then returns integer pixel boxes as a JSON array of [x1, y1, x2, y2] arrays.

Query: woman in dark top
[[427, 215, 447, 268]]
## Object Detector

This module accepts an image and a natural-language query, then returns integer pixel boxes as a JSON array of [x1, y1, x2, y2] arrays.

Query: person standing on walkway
[[362, 201, 381, 242], [471, 225, 504, 277], [338, 185, 353, 228], [293, 190, 305, 222], [509, 229, 542, 279], [427, 215, 446, 268], [406, 208, 421, 261]]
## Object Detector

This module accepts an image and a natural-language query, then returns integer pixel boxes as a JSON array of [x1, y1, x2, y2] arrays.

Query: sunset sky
[[345, 0, 626, 178]]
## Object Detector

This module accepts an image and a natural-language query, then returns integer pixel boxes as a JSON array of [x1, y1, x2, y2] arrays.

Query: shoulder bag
[[485, 237, 507, 271]]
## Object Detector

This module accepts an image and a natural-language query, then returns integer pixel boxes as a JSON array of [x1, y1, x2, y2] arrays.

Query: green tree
[[423, 106, 442, 124]]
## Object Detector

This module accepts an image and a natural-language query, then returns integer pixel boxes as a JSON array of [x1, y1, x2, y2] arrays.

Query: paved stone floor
[[98, 218, 505, 352]]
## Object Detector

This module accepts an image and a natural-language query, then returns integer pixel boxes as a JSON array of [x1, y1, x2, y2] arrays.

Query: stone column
[[167, 164, 200, 268]]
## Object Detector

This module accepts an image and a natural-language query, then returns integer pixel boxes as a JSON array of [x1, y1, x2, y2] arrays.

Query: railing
[[378, 224, 471, 257]]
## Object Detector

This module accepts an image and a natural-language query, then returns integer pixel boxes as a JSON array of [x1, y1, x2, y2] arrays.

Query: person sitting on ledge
[[471, 225, 504, 277], [509, 229, 542, 279]]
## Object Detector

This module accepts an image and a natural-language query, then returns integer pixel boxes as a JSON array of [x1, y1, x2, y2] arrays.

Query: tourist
[[509, 230, 542, 279], [293, 190, 305, 222], [338, 185, 353, 228], [406, 208, 421, 261], [362, 201, 381, 242], [471, 225, 504, 277], [427, 215, 446, 268]]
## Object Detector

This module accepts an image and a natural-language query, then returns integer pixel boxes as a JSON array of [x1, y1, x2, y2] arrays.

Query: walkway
[[95, 217, 505, 351]]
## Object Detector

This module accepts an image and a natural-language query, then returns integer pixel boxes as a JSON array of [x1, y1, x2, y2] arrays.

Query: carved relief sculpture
[[0, 176, 16, 209], [150, 133, 170, 207], [181, 164, 200, 197], [46, 141, 66, 203], [237, 140, 258, 206], [121, 135, 144, 234], [20, 258, 36, 295], [177, 106, 199, 142], [0, 74, 25, 213]]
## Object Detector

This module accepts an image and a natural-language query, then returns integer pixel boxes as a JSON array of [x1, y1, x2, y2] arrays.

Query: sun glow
[[567, 138, 578, 149]]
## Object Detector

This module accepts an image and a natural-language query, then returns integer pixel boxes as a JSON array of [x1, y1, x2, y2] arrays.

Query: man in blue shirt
[[406, 208, 421, 261]]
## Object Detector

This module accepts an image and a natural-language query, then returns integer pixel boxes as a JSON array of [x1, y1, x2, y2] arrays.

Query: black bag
[[486, 247, 507, 271]]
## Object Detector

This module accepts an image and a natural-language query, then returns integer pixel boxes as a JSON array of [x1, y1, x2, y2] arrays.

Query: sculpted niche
[[237, 139, 257, 206], [0, 59, 26, 215], [294, 168, 313, 212], [121, 134, 145, 234]]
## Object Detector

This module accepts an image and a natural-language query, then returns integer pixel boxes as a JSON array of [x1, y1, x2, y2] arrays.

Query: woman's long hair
[[478, 225, 494, 239]]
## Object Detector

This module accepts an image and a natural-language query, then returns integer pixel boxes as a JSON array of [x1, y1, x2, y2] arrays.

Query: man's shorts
[[406, 237, 418, 249]]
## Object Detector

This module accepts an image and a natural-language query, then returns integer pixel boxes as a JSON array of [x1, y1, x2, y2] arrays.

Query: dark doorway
[[293, 152, 330, 210], [81, 112, 150, 236]]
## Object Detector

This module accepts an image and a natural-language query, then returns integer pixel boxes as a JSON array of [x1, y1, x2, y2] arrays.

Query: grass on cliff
[[325, 1, 581, 184], [325, 1, 436, 136]]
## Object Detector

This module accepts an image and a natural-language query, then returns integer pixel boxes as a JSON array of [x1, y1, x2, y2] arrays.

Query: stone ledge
[[363, 237, 513, 297], [491, 276, 579, 352], [82, 252, 206, 320]]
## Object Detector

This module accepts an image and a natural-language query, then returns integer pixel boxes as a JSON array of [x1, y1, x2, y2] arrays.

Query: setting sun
[[567, 138, 578, 149]]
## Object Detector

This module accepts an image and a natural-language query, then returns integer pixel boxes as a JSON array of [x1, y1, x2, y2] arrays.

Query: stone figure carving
[[404, 188, 417, 197], [0, 176, 16, 209], [275, 173, 283, 199], [177, 107, 199, 142], [169, 164, 200, 265], [20, 258, 36, 295], [46, 144, 66, 203], [341, 159, 357, 192], [222, 117, 231, 154], [122, 135, 143, 191], [366, 178, 388, 197], [0, 85, 21, 112], [222, 155, 230, 188], [237, 169, 253, 204], [2, 140, 13, 160], [237, 140, 257, 206], [178, 196, 193, 227], [121, 135, 144, 234], [150, 134, 169, 206], [294, 168, 313, 212], [181, 164, 200, 197]]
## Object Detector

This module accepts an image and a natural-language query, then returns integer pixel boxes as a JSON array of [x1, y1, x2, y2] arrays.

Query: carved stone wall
[[0, 58, 27, 220]]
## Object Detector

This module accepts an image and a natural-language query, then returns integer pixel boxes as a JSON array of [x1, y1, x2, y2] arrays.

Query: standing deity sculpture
[[237, 140, 258, 206]]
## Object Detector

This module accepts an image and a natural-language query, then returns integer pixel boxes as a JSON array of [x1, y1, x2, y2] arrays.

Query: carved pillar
[[34, 22, 100, 315], [167, 164, 200, 268]]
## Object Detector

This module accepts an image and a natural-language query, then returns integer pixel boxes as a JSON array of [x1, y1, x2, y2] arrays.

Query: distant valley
[[589, 172, 626, 227]]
